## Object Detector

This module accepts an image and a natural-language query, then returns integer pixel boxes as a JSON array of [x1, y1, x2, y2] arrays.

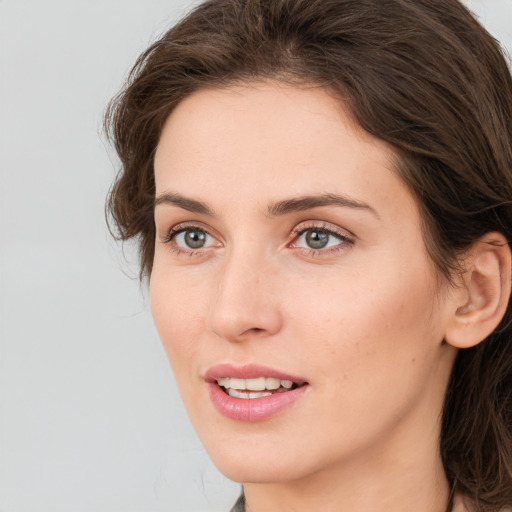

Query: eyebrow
[[267, 193, 379, 218], [154, 192, 215, 216], [154, 191, 378, 219]]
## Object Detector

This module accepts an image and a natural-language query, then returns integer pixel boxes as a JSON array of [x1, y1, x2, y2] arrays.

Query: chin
[[215, 461, 300, 485], [204, 441, 316, 484]]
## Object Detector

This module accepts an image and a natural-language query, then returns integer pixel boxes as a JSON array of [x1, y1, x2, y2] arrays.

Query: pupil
[[185, 230, 206, 248], [306, 230, 328, 249]]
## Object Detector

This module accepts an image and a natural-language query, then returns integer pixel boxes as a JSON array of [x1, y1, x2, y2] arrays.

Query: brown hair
[[105, 0, 512, 509]]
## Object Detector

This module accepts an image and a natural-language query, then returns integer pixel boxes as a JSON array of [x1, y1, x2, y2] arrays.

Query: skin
[[151, 82, 462, 512]]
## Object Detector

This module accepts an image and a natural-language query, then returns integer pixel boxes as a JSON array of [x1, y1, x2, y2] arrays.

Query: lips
[[205, 364, 309, 422]]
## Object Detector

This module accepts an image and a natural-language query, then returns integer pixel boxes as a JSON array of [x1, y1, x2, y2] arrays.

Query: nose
[[208, 250, 283, 342]]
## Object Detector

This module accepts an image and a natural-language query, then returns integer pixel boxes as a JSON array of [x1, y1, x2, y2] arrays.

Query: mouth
[[216, 377, 304, 399], [205, 364, 309, 421]]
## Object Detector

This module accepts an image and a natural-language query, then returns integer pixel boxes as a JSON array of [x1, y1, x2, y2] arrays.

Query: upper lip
[[205, 364, 307, 385]]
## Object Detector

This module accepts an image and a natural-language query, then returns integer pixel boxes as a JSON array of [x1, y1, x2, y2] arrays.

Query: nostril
[[243, 327, 266, 336]]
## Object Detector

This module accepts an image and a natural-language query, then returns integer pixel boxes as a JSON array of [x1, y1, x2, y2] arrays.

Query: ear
[[444, 232, 511, 349]]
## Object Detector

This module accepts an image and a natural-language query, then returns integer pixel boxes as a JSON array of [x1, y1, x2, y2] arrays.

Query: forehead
[[153, 81, 414, 219], [156, 82, 388, 159]]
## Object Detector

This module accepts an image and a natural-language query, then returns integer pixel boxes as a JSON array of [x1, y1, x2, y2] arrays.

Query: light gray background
[[0, 1, 510, 511]]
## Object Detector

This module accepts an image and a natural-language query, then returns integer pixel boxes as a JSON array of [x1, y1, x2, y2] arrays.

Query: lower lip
[[208, 382, 308, 422]]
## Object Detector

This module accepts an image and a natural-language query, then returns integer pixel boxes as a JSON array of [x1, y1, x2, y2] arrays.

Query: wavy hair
[[105, 1, 512, 509]]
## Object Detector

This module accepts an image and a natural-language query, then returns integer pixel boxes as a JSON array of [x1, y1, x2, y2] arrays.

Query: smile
[[206, 365, 309, 421], [217, 377, 296, 399]]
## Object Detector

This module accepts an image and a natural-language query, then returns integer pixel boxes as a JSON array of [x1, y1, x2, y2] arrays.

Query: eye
[[175, 228, 209, 249], [289, 222, 354, 254], [298, 229, 336, 249], [165, 225, 219, 252]]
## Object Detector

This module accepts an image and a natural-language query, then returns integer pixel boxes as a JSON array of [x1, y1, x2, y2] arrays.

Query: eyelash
[[162, 222, 217, 257], [289, 222, 354, 256], [162, 221, 354, 257]]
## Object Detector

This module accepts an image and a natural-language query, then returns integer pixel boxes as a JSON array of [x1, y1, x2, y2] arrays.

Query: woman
[[105, 0, 512, 510]]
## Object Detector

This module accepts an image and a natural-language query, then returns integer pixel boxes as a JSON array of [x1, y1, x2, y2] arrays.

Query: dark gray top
[[229, 493, 245, 512]]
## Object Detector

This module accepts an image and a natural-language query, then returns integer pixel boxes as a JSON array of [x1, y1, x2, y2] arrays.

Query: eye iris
[[305, 230, 329, 249], [184, 230, 206, 248]]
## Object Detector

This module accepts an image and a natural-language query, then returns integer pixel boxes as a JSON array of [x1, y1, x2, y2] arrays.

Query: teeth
[[230, 378, 246, 390], [265, 377, 281, 390], [228, 389, 273, 399], [217, 377, 229, 388], [247, 377, 266, 390], [281, 380, 293, 389], [217, 377, 296, 392]]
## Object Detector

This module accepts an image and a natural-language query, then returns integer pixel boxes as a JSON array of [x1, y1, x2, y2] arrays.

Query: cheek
[[149, 265, 209, 378], [275, 264, 447, 456], [286, 259, 444, 386]]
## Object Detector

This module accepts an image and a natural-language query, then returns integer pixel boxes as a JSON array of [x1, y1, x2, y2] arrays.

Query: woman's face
[[151, 82, 457, 484]]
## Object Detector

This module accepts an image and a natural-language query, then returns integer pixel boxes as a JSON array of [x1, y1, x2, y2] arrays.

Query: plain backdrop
[[0, 1, 510, 511]]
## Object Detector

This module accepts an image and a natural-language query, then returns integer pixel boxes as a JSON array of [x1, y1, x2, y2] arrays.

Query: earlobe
[[444, 232, 511, 349]]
